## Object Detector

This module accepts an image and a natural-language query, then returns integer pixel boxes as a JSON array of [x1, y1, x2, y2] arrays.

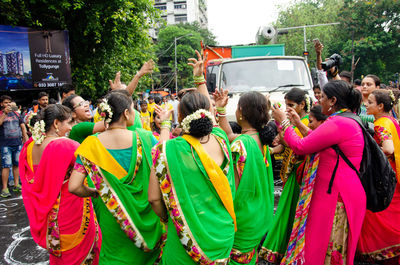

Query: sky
[[207, 0, 293, 46]]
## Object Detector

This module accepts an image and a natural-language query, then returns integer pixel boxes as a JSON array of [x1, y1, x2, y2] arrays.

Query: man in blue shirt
[[0, 95, 28, 197]]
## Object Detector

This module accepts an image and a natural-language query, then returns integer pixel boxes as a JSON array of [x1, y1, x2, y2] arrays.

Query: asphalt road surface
[[0, 182, 376, 265]]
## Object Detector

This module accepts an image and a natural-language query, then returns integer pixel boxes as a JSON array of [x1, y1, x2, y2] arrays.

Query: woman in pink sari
[[359, 89, 400, 264], [19, 104, 101, 264], [273, 80, 366, 265]]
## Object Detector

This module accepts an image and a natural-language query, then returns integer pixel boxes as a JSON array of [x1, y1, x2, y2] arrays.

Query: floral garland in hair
[[32, 120, 46, 144], [389, 90, 396, 105], [305, 94, 311, 112], [25, 112, 37, 131], [98, 99, 113, 123], [181, 109, 213, 134]]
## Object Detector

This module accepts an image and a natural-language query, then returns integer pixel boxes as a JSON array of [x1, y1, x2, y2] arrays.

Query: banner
[[0, 25, 71, 91]]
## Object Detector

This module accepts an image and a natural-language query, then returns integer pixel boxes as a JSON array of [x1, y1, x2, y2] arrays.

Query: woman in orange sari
[[360, 89, 400, 264], [19, 104, 101, 264]]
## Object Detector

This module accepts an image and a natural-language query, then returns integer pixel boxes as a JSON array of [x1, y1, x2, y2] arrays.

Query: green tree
[[155, 23, 216, 91], [336, 0, 400, 82], [274, 0, 400, 83], [274, 0, 344, 69], [0, 0, 159, 99]]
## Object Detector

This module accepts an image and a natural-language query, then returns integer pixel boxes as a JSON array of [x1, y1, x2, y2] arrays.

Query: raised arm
[[153, 104, 173, 142], [109, 60, 155, 96], [284, 119, 347, 155], [287, 107, 311, 137], [188, 51, 214, 116], [214, 89, 239, 142]]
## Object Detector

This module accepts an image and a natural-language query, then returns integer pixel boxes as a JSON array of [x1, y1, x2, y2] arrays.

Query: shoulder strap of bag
[[327, 111, 364, 194], [328, 144, 361, 194]]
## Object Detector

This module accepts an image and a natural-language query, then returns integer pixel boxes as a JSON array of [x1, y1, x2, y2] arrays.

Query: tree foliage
[[155, 22, 216, 91], [274, 0, 400, 83], [274, 0, 344, 69], [0, 0, 159, 99]]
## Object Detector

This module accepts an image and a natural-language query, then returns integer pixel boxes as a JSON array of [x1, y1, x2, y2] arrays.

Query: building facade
[[5, 51, 24, 76], [151, 0, 208, 38]]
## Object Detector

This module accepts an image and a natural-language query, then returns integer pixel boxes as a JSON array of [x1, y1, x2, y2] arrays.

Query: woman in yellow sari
[[69, 92, 165, 265], [360, 89, 400, 263]]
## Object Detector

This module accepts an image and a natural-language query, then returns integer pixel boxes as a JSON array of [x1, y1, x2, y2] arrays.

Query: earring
[[239, 115, 242, 121], [55, 127, 60, 136], [328, 106, 333, 112]]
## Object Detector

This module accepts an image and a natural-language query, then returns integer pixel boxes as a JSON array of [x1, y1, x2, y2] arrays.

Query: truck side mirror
[[207, 73, 216, 93]]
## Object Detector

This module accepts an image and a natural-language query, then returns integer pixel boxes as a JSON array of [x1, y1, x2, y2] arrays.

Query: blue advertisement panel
[[0, 25, 71, 91]]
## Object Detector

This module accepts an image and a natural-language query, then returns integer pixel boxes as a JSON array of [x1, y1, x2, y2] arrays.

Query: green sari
[[75, 129, 165, 265], [229, 134, 274, 265], [258, 116, 309, 264], [152, 128, 236, 265]]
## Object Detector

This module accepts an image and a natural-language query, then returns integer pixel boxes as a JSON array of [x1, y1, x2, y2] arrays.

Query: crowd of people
[[0, 43, 400, 265]]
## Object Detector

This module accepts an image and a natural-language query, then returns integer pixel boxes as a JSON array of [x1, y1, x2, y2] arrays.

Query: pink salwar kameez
[[283, 116, 366, 265]]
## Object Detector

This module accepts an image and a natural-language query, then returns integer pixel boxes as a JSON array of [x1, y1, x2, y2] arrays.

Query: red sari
[[19, 137, 101, 264], [357, 116, 400, 262]]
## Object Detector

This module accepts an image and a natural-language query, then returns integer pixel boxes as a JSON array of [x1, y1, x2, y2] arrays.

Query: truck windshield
[[220, 59, 312, 92]]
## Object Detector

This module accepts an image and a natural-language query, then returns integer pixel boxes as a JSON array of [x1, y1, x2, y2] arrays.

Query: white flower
[[181, 109, 213, 134], [305, 95, 311, 112], [99, 99, 113, 123], [32, 120, 46, 144], [389, 90, 396, 105]]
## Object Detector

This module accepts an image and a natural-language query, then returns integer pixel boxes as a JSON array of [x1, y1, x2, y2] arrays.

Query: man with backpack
[[0, 95, 28, 197]]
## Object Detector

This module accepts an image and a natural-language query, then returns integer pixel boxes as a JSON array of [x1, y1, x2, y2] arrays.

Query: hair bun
[[189, 117, 213, 138]]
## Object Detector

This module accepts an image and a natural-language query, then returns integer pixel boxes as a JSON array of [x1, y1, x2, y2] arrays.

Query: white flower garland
[[25, 112, 37, 131], [389, 90, 396, 105], [32, 120, 46, 144], [181, 109, 213, 134], [99, 99, 113, 124], [305, 94, 311, 112]]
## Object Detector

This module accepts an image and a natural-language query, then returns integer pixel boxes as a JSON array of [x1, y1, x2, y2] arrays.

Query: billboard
[[0, 25, 71, 91]]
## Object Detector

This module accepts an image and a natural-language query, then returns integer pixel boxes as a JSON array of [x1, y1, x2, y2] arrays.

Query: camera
[[321, 53, 343, 71]]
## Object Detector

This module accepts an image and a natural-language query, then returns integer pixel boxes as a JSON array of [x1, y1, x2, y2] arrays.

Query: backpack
[[327, 112, 397, 212]]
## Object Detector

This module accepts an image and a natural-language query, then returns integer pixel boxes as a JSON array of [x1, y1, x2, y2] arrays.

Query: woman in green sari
[[258, 87, 311, 264], [69, 91, 166, 265], [213, 89, 275, 265], [149, 91, 236, 265]]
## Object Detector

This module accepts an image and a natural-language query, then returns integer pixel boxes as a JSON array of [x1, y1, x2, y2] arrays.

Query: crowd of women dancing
[[18, 51, 400, 265]]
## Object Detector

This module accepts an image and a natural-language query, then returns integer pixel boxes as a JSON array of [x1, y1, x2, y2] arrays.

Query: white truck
[[207, 56, 314, 121]]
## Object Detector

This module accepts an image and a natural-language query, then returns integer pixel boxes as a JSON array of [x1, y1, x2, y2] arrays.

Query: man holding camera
[[314, 40, 343, 87], [0, 95, 28, 198]]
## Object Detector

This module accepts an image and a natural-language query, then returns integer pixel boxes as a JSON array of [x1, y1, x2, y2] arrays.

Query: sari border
[[258, 246, 284, 263], [161, 143, 229, 265], [95, 163, 149, 250], [80, 156, 150, 251], [357, 243, 400, 261]]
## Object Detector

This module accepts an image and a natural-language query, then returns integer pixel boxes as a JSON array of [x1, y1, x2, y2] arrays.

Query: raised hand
[[138, 59, 155, 77], [109, 71, 125, 90], [188, 50, 208, 77], [314, 41, 324, 54], [272, 103, 287, 124], [213, 89, 229, 108], [154, 104, 173, 122], [286, 107, 301, 127]]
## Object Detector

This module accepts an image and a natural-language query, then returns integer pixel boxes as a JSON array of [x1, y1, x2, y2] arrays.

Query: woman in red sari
[[360, 89, 400, 264], [19, 104, 101, 264]]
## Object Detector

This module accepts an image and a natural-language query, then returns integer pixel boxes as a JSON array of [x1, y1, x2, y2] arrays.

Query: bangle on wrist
[[161, 120, 171, 130], [193, 75, 205, 83]]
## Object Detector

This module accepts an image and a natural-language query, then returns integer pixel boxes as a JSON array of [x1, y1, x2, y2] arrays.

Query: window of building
[[174, 4, 186, 9], [155, 4, 167, 10], [175, 15, 187, 23]]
